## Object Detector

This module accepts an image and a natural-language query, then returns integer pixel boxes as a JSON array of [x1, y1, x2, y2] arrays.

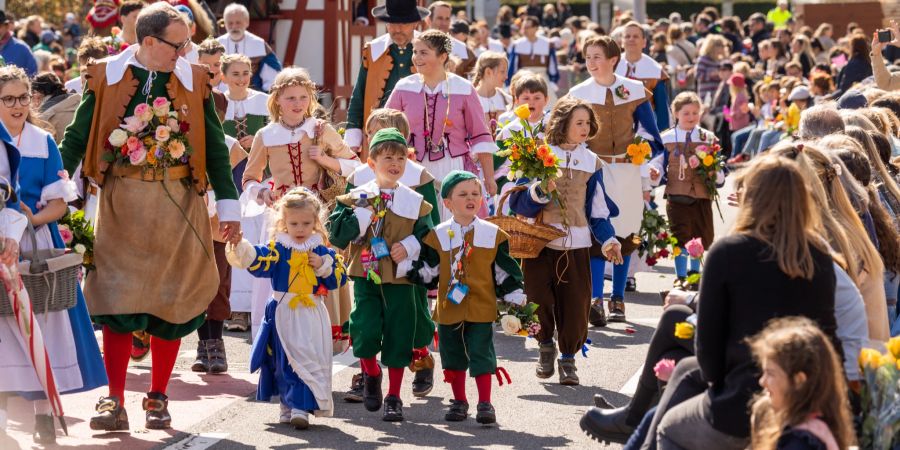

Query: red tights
[[103, 326, 181, 400]]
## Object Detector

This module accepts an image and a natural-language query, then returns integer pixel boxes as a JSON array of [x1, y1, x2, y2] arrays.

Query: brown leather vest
[[362, 44, 417, 130], [664, 140, 711, 199], [585, 89, 649, 157]]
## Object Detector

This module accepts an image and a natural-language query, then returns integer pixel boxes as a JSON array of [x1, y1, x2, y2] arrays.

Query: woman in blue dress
[[0, 66, 106, 444]]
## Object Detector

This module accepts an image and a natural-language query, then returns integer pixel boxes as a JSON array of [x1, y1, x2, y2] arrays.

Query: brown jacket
[[41, 94, 82, 142]]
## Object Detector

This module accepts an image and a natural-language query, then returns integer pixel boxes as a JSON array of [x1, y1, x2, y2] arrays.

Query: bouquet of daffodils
[[857, 338, 900, 450]]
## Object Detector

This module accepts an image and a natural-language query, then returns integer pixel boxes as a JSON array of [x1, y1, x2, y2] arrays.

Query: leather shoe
[[579, 406, 634, 443], [382, 395, 404, 422], [363, 373, 383, 412]]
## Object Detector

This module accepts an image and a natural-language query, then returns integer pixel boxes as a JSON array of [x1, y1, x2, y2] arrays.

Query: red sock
[[448, 370, 467, 402], [387, 367, 404, 397], [359, 357, 382, 377], [149, 336, 181, 395], [475, 373, 492, 404], [102, 326, 132, 400]]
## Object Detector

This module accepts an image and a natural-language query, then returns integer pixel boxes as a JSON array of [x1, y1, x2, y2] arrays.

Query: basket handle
[[495, 184, 554, 227], [24, 222, 46, 273]]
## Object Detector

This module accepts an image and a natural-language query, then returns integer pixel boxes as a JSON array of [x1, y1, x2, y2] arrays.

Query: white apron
[[274, 292, 334, 416], [600, 161, 643, 238]]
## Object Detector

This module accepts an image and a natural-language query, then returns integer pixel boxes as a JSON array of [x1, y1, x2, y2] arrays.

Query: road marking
[[619, 364, 643, 395], [163, 432, 229, 450]]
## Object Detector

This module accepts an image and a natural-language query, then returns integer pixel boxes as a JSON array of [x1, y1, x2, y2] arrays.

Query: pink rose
[[57, 170, 69, 181], [58, 225, 74, 244], [152, 97, 170, 116], [167, 118, 179, 130], [126, 136, 141, 151], [688, 155, 700, 169], [133, 103, 153, 122], [121, 116, 147, 133], [155, 125, 171, 142], [685, 237, 705, 259], [129, 146, 147, 165], [653, 359, 676, 382], [696, 145, 708, 154], [167, 140, 186, 159]]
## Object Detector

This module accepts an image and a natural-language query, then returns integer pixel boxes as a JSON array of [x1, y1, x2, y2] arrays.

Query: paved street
[[1, 186, 737, 450]]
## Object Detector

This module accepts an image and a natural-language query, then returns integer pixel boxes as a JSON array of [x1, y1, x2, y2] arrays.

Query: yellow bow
[[286, 250, 318, 309], [249, 240, 280, 272]]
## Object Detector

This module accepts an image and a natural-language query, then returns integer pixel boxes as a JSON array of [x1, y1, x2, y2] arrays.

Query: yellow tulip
[[887, 336, 900, 358], [859, 348, 883, 371], [626, 144, 638, 157], [673, 247, 681, 257], [880, 352, 897, 368], [632, 155, 645, 165], [703, 155, 714, 167], [674, 322, 695, 340], [514, 104, 531, 120]]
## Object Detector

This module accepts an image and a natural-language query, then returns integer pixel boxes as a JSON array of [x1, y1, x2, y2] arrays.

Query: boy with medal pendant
[[399, 170, 526, 424], [328, 128, 435, 422]]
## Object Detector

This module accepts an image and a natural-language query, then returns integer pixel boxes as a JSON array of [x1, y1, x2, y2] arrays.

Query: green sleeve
[[327, 201, 361, 250], [59, 90, 96, 175], [414, 183, 441, 227], [405, 231, 441, 289], [494, 240, 524, 297], [411, 206, 435, 242], [205, 94, 239, 201], [346, 62, 369, 130]]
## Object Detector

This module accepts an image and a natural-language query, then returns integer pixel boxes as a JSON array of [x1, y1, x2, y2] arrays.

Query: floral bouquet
[[497, 302, 541, 338], [626, 137, 652, 166], [495, 104, 558, 189], [690, 139, 726, 220], [857, 338, 900, 450], [58, 210, 95, 271], [103, 97, 192, 171], [638, 208, 679, 266], [103, 27, 129, 56]]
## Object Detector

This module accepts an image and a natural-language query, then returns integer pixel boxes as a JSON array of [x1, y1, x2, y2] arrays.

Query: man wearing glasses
[[58, 2, 241, 432]]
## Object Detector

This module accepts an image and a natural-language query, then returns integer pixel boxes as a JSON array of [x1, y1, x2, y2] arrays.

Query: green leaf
[[101, 153, 116, 163]]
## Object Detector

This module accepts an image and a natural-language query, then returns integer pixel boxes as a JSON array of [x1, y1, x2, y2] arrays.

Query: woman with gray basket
[[0, 66, 106, 445]]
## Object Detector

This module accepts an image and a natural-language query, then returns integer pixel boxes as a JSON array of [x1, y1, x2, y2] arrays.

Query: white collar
[[479, 90, 510, 110], [369, 31, 420, 62], [275, 232, 323, 252], [225, 89, 270, 119], [434, 217, 499, 251], [513, 36, 551, 55], [11, 122, 49, 158], [567, 74, 646, 106], [451, 37, 470, 60], [660, 127, 716, 145], [259, 117, 318, 146], [393, 72, 473, 96], [615, 53, 664, 79], [217, 31, 267, 57], [348, 159, 425, 188], [350, 180, 423, 220], [104, 45, 194, 91], [550, 144, 597, 174]]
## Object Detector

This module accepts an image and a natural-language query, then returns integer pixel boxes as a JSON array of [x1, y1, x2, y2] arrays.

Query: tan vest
[[82, 61, 211, 193], [428, 227, 508, 324], [585, 89, 650, 157], [335, 192, 432, 285], [541, 158, 600, 227], [663, 140, 711, 199]]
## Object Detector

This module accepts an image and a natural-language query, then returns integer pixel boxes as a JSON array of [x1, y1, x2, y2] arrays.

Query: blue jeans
[[730, 125, 755, 156], [591, 254, 632, 299]]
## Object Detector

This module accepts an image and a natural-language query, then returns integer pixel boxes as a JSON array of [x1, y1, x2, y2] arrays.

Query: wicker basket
[[317, 169, 347, 208], [0, 224, 83, 316], [485, 186, 567, 259]]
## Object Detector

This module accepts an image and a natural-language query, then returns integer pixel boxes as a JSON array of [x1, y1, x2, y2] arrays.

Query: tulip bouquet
[[638, 208, 679, 267], [58, 209, 95, 271], [497, 302, 540, 338], [858, 338, 900, 450], [494, 104, 558, 189], [690, 138, 726, 220], [103, 97, 192, 171], [683, 237, 706, 289]]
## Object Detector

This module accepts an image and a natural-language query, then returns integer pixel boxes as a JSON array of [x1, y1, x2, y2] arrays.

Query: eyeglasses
[[153, 35, 191, 52], [0, 94, 31, 108]]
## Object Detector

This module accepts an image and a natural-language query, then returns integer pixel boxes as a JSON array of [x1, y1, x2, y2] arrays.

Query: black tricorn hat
[[372, 0, 430, 24]]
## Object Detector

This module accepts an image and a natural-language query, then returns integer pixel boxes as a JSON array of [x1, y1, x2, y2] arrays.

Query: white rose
[[499, 315, 522, 335], [515, 170, 524, 179], [74, 244, 86, 254], [695, 150, 708, 159], [108, 129, 129, 147]]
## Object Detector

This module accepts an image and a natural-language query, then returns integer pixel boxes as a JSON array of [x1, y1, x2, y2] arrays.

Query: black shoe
[[382, 395, 404, 422], [589, 298, 607, 327], [142, 392, 172, 430], [33, 414, 56, 444], [608, 296, 626, 322], [444, 400, 469, 421], [579, 406, 635, 444], [672, 277, 686, 290], [475, 402, 496, 424], [90, 396, 129, 431], [363, 373, 383, 412], [207, 338, 228, 374], [344, 372, 364, 403], [411, 368, 434, 397], [625, 277, 637, 292], [191, 340, 209, 373], [593, 394, 614, 409]]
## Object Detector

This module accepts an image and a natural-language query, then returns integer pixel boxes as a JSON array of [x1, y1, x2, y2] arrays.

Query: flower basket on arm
[[312, 122, 347, 208], [487, 186, 566, 259]]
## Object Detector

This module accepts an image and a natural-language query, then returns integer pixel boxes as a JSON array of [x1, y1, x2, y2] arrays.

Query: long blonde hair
[[271, 187, 329, 243], [749, 317, 854, 450], [472, 51, 508, 88], [732, 156, 825, 280], [267, 67, 320, 123]]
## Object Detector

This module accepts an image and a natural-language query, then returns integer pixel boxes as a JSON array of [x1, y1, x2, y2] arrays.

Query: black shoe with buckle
[[444, 399, 469, 421], [608, 296, 626, 322], [142, 392, 171, 430], [363, 373, 383, 412], [411, 368, 434, 397], [475, 402, 496, 424], [382, 395, 404, 422], [90, 396, 129, 431], [344, 372, 364, 403], [33, 414, 56, 444], [589, 298, 607, 327]]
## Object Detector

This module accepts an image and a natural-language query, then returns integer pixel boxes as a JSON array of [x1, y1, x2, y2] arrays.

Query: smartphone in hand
[[878, 28, 894, 44]]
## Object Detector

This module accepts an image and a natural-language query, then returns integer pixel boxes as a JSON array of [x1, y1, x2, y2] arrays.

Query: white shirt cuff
[[344, 128, 363, 148], [226, 239, 256, 269], [216, 199, 240, 222], [353, 207, 374, 240], [529, 182, 551, 204], [39, 178, 79, 207], [338, 158, 362, 178], [601, 237, 619, 250], [470, 140, 498, 155], [395, 258, 413, 278], [399, 235, 421, 261], [0, 209, 27, 242], [315, 254, 334, 278], [503, 289, 527, 306]]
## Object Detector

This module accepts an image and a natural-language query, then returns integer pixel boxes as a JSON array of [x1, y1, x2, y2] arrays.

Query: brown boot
[[608, 297, 626, 322], [89, 396, 129, 431], [191, 340, 209, 372], [207, 339, 228, 374], [558, 357, 579, 385], [536, 342, 557, 378], [143, 392, 171, 430]]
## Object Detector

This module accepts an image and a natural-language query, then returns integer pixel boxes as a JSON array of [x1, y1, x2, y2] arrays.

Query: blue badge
[[370, 237, 390, 259], [448, 283, 469, 305]]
